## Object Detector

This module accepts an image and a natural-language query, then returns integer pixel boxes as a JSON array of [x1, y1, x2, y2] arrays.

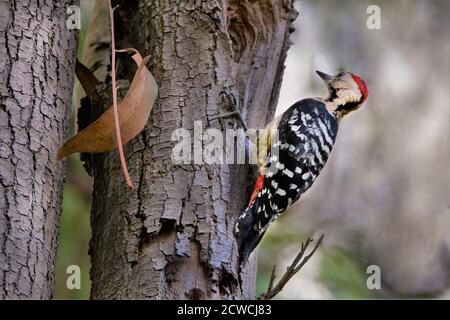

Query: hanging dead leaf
[[75, 59, 100, 98], [57, 51, 158, 160]]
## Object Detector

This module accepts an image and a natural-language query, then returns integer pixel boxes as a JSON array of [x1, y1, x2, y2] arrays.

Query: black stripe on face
[[335, 100, 361, 113], [328, 88, 339, 101]]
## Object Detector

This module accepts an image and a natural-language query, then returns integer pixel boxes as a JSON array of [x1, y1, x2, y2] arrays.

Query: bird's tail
[[235, 176, 271, 265]]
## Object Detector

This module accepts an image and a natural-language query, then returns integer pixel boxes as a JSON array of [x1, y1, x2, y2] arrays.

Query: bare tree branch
[[259, 234, 324, 300]]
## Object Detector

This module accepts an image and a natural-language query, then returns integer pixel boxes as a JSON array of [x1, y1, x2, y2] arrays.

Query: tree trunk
[[0, 1, 78, 299], [88, 0, 297, 299]]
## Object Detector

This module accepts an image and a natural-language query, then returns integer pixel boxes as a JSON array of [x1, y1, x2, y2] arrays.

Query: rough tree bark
[[0, 1, 78, 299], [87, 0, 298, 299]]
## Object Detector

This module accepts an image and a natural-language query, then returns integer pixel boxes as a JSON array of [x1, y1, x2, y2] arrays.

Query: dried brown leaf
[[75, 59, 100, 97], [57, 51, 158, 160]]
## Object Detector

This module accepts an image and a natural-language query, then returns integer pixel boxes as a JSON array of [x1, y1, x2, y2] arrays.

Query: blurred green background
[[55, 0, 449, 299], [55, 156, 91, 299]]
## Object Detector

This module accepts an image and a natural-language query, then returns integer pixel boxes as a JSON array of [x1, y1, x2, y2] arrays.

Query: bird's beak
[[316, 70, 334, 84]]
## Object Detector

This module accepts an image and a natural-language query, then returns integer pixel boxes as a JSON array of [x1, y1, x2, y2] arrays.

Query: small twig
[[267, 265, 277, 293], [108, 1, 134, 189], [259, 234, 324, 300], [116, 48, 140, 55], [209, 93, 248, 130]]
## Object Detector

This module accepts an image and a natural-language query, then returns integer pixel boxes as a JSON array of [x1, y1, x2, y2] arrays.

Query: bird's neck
[[324, 92, 359, 121], [314, 97, 345, 121]]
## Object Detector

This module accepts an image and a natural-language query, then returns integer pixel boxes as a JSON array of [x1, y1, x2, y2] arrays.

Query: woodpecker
[[236, 70, 368, 264]]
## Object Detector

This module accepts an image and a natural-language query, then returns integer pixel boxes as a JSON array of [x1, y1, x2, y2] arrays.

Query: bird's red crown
[[351, 73, 368, 101]]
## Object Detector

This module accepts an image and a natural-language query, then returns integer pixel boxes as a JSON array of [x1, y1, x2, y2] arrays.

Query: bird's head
[[316, 70, 368, 120]]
